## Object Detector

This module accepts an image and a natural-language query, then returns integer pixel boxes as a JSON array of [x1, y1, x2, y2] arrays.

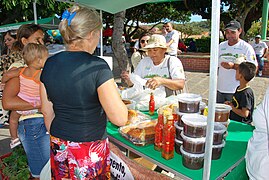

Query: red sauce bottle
[[172, 105, 178, 123], [162, 115, 175, 160], [154, 108, 164, 151], [149, 92, 155, 116]]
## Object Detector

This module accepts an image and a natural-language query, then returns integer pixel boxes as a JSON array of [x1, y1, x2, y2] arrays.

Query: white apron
[[245, 86, 269, 180]]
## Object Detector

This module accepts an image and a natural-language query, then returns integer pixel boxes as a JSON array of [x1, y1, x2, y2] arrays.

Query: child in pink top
[[1, 43, 48, 148]]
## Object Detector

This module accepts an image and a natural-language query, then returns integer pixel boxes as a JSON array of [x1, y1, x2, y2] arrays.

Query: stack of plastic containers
[[174, 93, 202, 156], [181, 114, 207, 170], [212, 122, 227, 160]]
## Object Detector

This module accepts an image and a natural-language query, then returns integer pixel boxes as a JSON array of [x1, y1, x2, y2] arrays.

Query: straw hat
[[140, 34, 171, 52]]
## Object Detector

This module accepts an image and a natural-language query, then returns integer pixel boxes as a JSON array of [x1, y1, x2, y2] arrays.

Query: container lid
[[212, 140, 226, 148], [177, 93, 202, 103], [181, 114, 207, 127], [223, 131, 229, 138], [181, 131, 206, 143], [176, 110, 200, 116], [175, 138, 183, 144], [199, 101, 207, 110], [180, 146, 204, 158], [215, 103, 232, 112], [220, 119, 230, 125], [214, 122, 227, 134], [174, 122, 183, 130]]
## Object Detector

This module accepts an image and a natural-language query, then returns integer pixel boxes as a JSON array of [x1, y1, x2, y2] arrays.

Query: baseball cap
[[225, 20, 241, 31], [255, 35, 261, 38]]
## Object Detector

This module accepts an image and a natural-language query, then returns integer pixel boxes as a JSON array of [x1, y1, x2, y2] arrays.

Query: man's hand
[[221, 62, 234, 69], [224, 101, 232, 106]]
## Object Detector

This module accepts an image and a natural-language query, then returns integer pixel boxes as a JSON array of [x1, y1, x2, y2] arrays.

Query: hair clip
[[61, 10, 77, 26]]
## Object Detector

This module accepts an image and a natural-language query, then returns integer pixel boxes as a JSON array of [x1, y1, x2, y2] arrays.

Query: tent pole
[[202, 0, 220, 179], [261, 0, 268, 40], [33, 0, 37, 24], [100, 10, 103, 57]]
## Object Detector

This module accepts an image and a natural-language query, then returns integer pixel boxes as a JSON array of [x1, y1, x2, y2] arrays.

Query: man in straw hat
[[121, 34, 185, 97]]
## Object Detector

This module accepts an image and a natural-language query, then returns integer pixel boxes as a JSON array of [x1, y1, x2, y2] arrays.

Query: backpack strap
[[165, 56, 178, 96]]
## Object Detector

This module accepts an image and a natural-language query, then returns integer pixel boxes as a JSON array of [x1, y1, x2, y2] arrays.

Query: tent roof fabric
[[0, 16, 60, 33], [77, 0, 180, 14]]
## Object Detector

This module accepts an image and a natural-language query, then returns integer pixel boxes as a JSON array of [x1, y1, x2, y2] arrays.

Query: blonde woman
[[40, 5, 128, 179]]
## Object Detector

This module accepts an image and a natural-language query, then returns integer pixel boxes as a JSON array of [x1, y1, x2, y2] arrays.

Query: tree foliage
[[0, 0, 69, 25], [183, 0, 263, 37], [102, 2, 192, 41], [246, 19, 269, 40], [175, 20, 211, 38]]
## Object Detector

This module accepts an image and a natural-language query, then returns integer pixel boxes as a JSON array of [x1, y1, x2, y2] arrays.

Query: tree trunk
[[112, 11, 130, 72], [236, 0, 260, 39]]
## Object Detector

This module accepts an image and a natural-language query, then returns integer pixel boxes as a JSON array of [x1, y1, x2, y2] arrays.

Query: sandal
[[10, 138, 21, 149]]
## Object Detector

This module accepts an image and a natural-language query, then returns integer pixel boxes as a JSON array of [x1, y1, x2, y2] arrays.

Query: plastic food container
[[199, 101, 207, 115], [213, 122, 227, 145], [182, 114, 207, 138], [212, 140, 226, 160], [176, 111, 200, 127], [126, 110, 151, 125], [223, 131, 228, 140], [174, 122, 183, 141], [122, 99, 136, 110], [177, 93, 202, 113], [180, 146, 204, 170], [220, 119, 230, 128], [181, 132, 206, 154], [175, 138, 183, 155], [119, 120, 157, 146], [215, 104, 232, 122]]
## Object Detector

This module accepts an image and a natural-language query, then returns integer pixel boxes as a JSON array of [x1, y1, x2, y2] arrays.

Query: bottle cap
[[158, 107, 163, 115], [168, 115, 174, 121]]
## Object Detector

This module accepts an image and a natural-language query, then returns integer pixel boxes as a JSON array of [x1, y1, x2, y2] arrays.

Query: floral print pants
[[50, 135, 110, 180]]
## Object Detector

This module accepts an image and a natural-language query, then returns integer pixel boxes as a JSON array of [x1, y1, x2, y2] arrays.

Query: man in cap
[[121, 34, 185, 96], [251, 35, 268, 76], [217, 20, 257, 103]]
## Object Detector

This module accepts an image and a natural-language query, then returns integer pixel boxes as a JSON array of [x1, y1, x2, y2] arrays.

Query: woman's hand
[[120, 70, 134, 87], [146, 77, 163, 90], [120, 70, 130, 82]]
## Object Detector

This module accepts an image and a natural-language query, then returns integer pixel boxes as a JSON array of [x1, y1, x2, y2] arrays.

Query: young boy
[[225, 62, 256, 124]]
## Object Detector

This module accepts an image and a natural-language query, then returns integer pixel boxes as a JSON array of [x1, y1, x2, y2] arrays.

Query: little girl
[[1, 43, 48, 148]]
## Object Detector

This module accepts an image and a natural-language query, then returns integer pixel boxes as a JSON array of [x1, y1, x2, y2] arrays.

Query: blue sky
[[190, 14, 205, 22]]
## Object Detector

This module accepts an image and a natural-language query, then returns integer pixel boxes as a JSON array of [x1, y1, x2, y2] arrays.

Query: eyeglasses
[[140, 40, 148, 44]]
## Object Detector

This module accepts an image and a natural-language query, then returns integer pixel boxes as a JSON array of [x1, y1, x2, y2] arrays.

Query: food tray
[[127, 110, 151, 125], [119, 120, 157, 146]]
